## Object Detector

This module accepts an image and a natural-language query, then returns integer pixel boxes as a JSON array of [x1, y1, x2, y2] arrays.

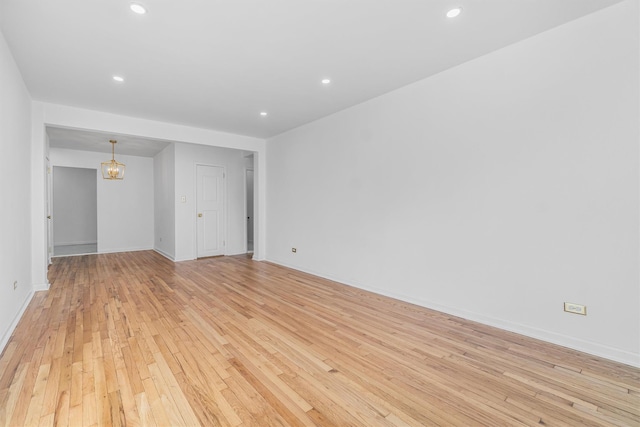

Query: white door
[[196, 165, 225, 258]]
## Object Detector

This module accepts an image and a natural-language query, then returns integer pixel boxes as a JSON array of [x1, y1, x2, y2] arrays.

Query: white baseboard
[[153, 248, 175, 261], [152, 248, 195, 262], [266, 258, 640, 368], [166, 251, 250, 263], [54, 240, 97, 246], [33, 282, 50, 291], [98, 246, 154, 254], [0, 290, 35, 356], [227, 250, 251, 256]]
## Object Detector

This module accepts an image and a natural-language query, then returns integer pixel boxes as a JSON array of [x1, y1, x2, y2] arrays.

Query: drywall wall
[[154, 144, 176, 259], [0, 30, 34, 352], [49, 148, 154, 253], [266, 1, 639, 366], [174, 143, 250, 261], [31, 103, 47, 289], [52, 167, 98, 246]]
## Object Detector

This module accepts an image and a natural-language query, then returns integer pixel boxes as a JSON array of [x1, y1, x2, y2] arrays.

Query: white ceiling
[[47, 127, 171, 157], [1, 0, 622, 140]]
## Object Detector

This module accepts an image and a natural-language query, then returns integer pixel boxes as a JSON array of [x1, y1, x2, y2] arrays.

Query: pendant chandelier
[[101, 139, 126, 180]]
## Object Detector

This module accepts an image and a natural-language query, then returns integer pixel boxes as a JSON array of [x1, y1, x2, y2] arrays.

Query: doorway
[[46, 157, 52, 264], [246, 169, 254, 253], [52, 166, 98, 256], [196, 164, 225, 258]]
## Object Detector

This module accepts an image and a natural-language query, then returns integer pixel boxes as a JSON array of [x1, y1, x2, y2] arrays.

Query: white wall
[[49, 148, 154, 253], [154, 144, 176, 259], [31, 103, 47, 289], [266, 1, 639, 366], [0, 30, 33, 351], [52, 167, 97, 246], [174, 143, 249, 261]]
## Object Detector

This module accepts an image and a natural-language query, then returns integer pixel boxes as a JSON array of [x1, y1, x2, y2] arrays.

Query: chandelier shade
[[101, 139, 125, 180]]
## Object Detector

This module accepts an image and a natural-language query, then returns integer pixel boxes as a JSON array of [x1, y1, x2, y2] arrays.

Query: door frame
[[244, 168, 254, 254], [51, 166, 99, 257], [194, 163, 227, 258], [46, 156, 53, 265]]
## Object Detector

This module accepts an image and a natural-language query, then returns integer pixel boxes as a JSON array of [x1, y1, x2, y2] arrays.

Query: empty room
[[0, 0, 638, 426]]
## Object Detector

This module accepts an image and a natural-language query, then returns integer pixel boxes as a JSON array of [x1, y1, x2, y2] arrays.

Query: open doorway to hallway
[[244, 151, 255, 255], [246, 168, 254, 253], [52, 166, 97, 256]]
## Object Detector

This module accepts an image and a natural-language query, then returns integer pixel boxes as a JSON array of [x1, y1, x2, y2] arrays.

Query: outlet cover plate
[[564, 302, 586, 315]]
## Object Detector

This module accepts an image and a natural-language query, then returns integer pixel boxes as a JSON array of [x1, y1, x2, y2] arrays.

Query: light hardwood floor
[[0, 251, 638, 426]]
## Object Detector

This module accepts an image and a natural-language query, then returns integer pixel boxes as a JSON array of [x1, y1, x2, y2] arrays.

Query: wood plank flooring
[[0, 251, 638, 426]]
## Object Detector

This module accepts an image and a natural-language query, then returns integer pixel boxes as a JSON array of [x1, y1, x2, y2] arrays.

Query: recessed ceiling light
[[446, 7, 462, 18], [260, 112, 268, 116], [130, 3, 147, 14], [321, 78, 331, 85], [113, 75, 124, 82]]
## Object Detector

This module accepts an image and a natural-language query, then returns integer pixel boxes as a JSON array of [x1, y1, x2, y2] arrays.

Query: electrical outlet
[[291, 248, 297, 253], [13, 281, 17, 290], [564, 302, 586, 315]]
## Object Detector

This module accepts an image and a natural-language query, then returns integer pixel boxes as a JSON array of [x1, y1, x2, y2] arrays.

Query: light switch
[[181, 196, 186, 203]]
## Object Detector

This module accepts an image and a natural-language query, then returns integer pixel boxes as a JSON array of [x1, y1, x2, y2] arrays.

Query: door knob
[[47, 215, 51, 219], [198, 213, 203, 217]]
